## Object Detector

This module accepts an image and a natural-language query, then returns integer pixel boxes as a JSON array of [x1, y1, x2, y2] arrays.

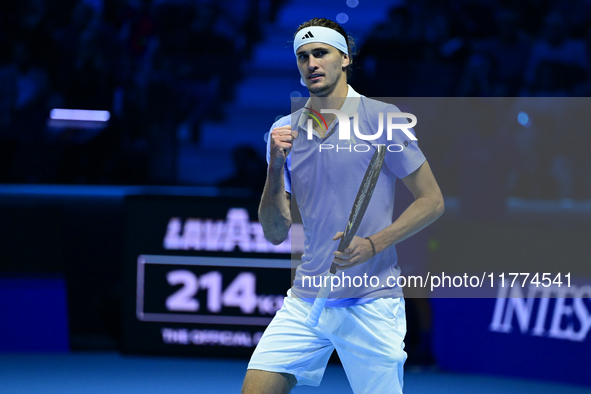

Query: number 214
[[165, 270, 258, 314]]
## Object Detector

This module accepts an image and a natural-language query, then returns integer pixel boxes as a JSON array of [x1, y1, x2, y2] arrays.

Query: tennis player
[[242, 18, 444, 394]]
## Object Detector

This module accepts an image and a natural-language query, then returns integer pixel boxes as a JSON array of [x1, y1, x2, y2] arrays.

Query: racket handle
[[305, 279, 332, 327]]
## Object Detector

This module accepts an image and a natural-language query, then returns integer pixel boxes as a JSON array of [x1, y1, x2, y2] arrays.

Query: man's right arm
[[258, 125, 298, 245]]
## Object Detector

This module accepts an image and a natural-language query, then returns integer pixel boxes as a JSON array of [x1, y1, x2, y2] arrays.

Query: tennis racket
[[305, 146, 386, 327]]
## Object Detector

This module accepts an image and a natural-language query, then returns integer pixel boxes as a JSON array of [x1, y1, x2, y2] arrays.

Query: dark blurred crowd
[[356, 0, 591, 204], [0, 0, 590, 201], [357, 0, 591, 97], [0, 0, 267, 184]]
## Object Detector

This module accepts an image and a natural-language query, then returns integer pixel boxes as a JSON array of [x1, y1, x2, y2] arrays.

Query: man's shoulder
[[359, 96, 402, 113]]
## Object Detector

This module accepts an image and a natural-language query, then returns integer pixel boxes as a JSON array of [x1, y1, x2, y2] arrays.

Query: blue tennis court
[[1, 352, 589, 394]]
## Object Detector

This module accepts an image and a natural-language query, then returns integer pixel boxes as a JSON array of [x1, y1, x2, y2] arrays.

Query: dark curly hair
[[294, 18, 356, 80]]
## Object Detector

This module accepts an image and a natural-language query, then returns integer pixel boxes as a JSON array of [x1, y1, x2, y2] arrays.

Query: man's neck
[[307, 81, 349, 138], [309, 81, 349, 111]]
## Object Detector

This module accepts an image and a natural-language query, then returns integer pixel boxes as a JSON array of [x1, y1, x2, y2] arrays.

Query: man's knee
[[242, 369, 297, 394]]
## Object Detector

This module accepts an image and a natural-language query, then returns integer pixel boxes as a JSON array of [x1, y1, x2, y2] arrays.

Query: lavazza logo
[[489, 282, 591, 342], [304, 109, 417, 153], [163, 208, 304, 254]]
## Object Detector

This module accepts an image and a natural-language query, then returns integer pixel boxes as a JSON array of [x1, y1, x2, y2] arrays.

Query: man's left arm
[[333, 160, 444, 269]]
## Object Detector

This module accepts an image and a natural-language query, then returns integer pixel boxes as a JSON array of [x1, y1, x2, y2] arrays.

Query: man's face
[[296, 42, 349, 97]]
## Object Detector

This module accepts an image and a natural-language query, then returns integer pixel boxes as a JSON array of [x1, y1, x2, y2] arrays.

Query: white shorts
[[247, 291, 407, 394]]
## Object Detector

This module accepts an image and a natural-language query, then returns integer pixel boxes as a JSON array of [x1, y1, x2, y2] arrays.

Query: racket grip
[[305, 280, 332, 327]]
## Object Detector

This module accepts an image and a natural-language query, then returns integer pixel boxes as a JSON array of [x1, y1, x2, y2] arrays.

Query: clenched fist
[[269, 125, 298, 169]]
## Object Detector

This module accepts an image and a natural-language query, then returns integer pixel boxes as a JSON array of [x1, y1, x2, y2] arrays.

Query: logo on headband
[[301, 31, 315, 39], [304, 107, 328, 132]]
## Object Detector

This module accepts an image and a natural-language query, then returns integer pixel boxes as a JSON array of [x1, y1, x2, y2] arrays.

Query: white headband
[[293, 26, 349, 56]]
